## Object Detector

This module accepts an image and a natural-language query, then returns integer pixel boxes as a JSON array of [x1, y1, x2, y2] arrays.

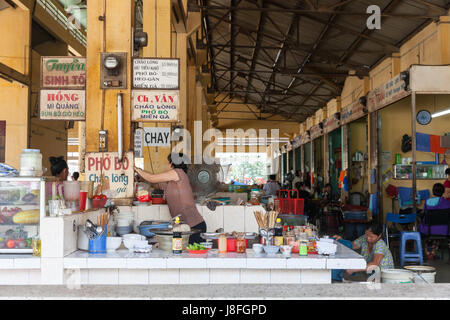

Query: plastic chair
[[400, 232, 423, 267], [384, 212, 417, 249]]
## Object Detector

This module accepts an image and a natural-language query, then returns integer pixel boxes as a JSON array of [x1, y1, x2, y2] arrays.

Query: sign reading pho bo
[[39, 89, 86, 120], [41, 57, 86, 89], [85, 152, 134, 199], [131, 90, 179, 122]]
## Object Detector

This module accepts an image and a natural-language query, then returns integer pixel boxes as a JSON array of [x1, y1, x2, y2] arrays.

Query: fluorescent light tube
[[431, 108, 450, 118]]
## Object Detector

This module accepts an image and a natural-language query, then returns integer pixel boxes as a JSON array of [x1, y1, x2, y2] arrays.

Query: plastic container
[[404, 265, 436, 283], [20, 149, 42, 177], [381, 269, 414, 283], [88, 226, 107, 254]]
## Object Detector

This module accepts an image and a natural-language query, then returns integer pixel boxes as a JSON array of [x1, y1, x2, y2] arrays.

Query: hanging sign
[[143, 127, 171, 147], [309, 124, 323, 140], [131, 90, 179, 122], [132, 58, 179, 89], [134, 129, 143, 158], [341, 100, 367, 125], [39, 89, 86, 120], [323, 114, 341, 134], [292, 136, 301, 149], [367, 74, 409, 112], [85, 152, 134, 198], [41, 57, 86, 89]]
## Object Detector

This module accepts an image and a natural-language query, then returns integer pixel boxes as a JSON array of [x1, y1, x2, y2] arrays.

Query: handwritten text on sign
[[41, 57, 86, 88], [39, 89, 86, 120], [133, 58, 179, 89], [85, 152, 134, 198], [131, 90, 179, 122]]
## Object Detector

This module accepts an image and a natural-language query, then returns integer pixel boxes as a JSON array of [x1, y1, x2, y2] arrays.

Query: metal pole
[[117, 93, 123, 161]]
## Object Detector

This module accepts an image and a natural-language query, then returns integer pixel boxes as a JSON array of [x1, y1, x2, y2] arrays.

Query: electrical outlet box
[[99, 130, 108, 152], [100, 52, 127, 89]]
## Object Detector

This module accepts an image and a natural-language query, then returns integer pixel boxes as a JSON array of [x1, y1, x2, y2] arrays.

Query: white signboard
[[133, 58, 179, 89], [41, 56, 86, 89], [143, 127, 171, 147], [134, 129, 143, 158], [85, 152, 134, 198], [131, 90, 179, 122], [39, 89, 86, 120]]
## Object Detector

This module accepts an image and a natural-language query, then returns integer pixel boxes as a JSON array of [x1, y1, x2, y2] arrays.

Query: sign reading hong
[[131, 90, 179, 122], [39, 90, 85, 120], [41, 57, 86, 89]]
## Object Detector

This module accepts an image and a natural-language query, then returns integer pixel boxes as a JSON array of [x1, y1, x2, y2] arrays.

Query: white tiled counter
[[60, 243, 366, 285]]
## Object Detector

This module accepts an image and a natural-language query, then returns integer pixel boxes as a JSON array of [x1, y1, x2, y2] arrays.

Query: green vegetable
[[187, 242, 206, 250]]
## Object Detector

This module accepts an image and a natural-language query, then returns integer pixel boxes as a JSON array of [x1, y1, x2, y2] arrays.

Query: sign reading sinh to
[[41, 57, 86, 89], [131, 90, 179, 122]]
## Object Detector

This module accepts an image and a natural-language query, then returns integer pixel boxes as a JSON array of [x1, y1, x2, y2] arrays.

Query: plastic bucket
[[404, 266, 436, 283], [88, 226, 107, 254], [381, 269, 414, 283]]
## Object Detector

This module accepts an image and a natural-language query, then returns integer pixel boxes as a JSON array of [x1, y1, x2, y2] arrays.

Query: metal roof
[[200, 0, 450, 122]]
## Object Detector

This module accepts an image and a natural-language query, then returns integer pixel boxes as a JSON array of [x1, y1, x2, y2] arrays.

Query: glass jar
[[249, 189, 261, 205], [20, 149, 43, 177], [236, 236, 246, 253], [218, 234, 227, 253], [32, 235, 41, 257]]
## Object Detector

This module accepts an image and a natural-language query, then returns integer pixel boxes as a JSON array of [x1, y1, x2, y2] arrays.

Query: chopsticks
[[254, 210, 278, 229], [96, 212, 109, 227]]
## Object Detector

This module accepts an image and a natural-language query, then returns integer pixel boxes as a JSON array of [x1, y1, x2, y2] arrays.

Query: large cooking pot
[[138, 220, 171, 237], [152, 228, 201, 251]]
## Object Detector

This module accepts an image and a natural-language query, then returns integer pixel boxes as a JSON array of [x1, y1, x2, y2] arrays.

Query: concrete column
[[438, 16, 450, 64]]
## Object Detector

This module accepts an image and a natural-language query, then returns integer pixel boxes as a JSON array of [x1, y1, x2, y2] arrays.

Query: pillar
[[438, 16, 450, 64]]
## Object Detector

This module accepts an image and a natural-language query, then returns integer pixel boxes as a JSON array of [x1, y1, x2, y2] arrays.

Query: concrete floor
[[0, 284, 448, 299]]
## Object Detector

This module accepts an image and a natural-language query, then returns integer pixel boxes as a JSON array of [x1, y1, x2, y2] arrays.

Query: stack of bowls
[[115, 211, 134, 236]]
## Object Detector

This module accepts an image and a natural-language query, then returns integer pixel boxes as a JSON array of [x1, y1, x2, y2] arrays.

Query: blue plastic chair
[[384, 213, 417, 247], [400, 232, 423, 267]]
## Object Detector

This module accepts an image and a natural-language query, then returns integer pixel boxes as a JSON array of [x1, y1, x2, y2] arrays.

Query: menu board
[[323, 114, 340, 134], [131, 90, 179, 122], [367, 74, 410, 112], [133, 58, 179, 89], [39, 89, 86, 120], [41, 57, 86, 89], [85, 152, 134, 199], [309, 124, 323, 140]]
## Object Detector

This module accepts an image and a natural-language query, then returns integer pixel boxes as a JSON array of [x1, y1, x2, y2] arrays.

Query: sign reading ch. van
[[39, 89, 86, 120], [133, 58, 179, 89], [85, 152, 134, 199], [41, 57, 86, 89], [131, 90, 179, 122]]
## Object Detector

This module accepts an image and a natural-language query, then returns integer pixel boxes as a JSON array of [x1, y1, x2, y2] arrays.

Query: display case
[[393, 164, 448, 180], [0, 177, 45, 253]]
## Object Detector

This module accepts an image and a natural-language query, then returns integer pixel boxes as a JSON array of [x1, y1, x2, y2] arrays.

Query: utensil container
[[88, 226, 107, 254]]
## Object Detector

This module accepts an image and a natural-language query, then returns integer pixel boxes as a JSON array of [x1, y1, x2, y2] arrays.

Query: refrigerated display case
[[0, 177, 45, 253]]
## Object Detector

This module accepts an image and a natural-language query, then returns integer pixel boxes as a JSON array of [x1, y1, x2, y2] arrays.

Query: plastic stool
[[399, 231, 423, 267]]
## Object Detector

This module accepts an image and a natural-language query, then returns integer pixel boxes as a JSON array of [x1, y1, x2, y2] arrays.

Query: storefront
[[324, 113, 342, 198], [367, 65, 450, 218]]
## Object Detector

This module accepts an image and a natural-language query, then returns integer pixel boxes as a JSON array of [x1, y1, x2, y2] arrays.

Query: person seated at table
[[444, 168, 450, 200], [263, 174, 281, 196], [425, 183, 450, 211], [333, 223, 394, 279], [295, 181, 311, 200]]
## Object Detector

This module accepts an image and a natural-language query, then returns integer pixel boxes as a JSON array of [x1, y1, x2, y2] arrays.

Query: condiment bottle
[[218, 234, 227, 253], [236, 235, 246, 253], [273, 218, 283, 246], [172, 217, 182, 255]]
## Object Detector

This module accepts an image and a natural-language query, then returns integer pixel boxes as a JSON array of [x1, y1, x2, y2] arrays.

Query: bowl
[[106, 237, 122, 252], [122, 233, 146, 241], [123, 238, 147, 250], [263, 245, 279, 255], [117, 218, 132, 227], [252, 243, 263, 254], [92, 198, 107, 208], [116, 225, 132, 236]]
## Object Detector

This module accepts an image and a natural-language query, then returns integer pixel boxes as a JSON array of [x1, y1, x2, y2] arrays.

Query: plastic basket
[[277, 190, 304, 215]]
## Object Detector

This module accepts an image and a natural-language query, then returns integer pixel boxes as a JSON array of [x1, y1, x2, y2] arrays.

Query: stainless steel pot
[[77, 225, 89, 251]]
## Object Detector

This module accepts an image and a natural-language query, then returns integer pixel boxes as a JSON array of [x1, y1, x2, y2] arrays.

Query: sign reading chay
[[143, 127, 171, 146], [40, 56, 86, 121], [85, 152, 134, 198], [131, 90, 179, 122]]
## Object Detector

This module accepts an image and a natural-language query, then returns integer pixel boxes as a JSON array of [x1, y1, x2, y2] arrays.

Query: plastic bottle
[[273, 218, 283, 246], [172, 217, 183, 255]]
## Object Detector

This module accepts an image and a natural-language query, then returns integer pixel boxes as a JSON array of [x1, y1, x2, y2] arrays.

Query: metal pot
[[77, 225, 89, 251]]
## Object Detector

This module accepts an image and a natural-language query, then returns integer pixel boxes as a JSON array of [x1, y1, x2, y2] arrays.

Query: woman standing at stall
[[45, 156, 69, 199], [134, 153, 206, 244]]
